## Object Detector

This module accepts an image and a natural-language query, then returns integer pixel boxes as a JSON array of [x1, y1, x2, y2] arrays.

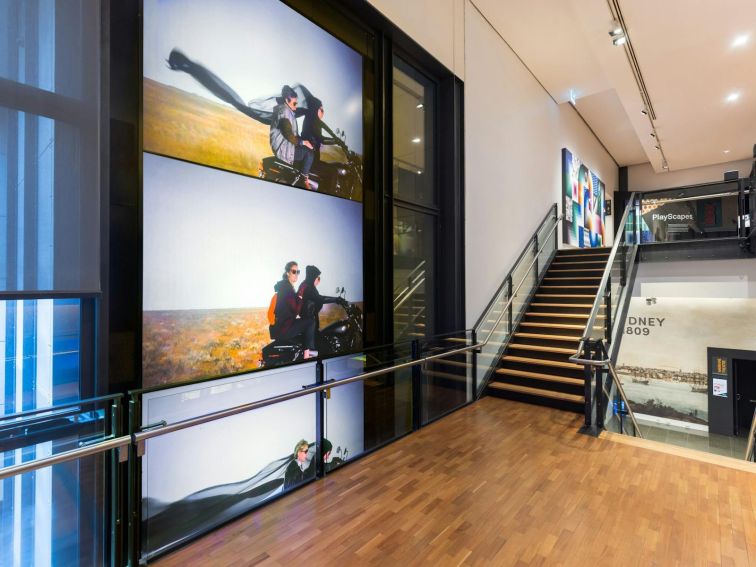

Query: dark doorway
[[734, 359, 756, 436]]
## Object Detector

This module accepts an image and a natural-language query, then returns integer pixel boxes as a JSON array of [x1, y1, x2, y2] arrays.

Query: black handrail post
[[604, 276, 612, 345], [507, 274, 513, 334], [315, 360, 325, 479], [411, 339, 422, 430], [471, 329, 478, 395], [582, 341, 592, 431], [595, 343, 605, 431]]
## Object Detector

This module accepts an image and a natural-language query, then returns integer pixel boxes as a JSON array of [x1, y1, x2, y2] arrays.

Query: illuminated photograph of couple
[[143, 0, 364, 201]]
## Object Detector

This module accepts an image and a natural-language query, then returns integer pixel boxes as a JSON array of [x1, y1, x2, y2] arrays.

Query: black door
[[734, 359, 756, 436]]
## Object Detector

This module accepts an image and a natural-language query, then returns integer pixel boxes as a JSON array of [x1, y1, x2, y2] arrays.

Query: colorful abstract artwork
[[562, 148, 606, 248]]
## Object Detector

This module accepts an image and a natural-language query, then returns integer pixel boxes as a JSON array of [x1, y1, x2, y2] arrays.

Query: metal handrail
[[601, 343, 643, 438], [0, 435, 130, 481], [394, 276, 426, 311], [0, 210, 563, 479], [570, 192, 639, 365], [745, 406, 756, 461], [393, 261, 426, 298], [0, 393, 124, 423], [473, 204, 558, 329]]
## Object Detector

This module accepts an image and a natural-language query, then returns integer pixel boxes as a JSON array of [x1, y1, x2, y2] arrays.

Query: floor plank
[[154, 397, 756, 566]]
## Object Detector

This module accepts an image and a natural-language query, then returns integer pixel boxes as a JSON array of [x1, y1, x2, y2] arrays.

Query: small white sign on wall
[[713, 377, 727, 398]]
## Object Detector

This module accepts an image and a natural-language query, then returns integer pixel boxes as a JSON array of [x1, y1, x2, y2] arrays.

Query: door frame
[[707, 347, 756, 436]]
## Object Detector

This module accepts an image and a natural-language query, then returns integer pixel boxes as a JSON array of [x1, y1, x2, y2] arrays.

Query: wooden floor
[[155, 397, 756, 566]]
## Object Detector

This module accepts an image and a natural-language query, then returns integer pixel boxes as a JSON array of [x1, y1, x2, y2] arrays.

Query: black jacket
[[297, 281, 340, 329]]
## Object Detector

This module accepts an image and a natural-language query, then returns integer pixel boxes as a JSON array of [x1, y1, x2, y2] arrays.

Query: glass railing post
[[127, 396, 139, 567], [471, 329, 478, 394], [411, 339, 422, 430], [110, 399, 121, 567]]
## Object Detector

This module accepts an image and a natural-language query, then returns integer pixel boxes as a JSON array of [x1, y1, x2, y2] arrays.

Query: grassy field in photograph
[[143, 303, 355, 388]]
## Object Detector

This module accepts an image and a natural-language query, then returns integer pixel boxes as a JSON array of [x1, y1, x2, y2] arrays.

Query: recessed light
[[725, 92, 741, 103], [416, 103, 424, 109], [417, 170, 423, 175], [612, 35, 627, 46], [654, 145, 660, 150], [723, 149, 731, 154], [411, 137, 421, 144], [732, 34, 749, 48]]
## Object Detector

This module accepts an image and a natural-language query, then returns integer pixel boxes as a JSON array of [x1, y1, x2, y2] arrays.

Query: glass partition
[[420, 330, 474, 424], [639, 181, 740, 243], [0, 451, 115, 567], [473, 205, 558, 396]]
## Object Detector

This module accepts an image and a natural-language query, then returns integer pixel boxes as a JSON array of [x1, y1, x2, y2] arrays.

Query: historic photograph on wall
[[562, 148, 606, 248], [143, 0, 364, 200], [142, 153, 364, 388], [616, 296, 756, 426]]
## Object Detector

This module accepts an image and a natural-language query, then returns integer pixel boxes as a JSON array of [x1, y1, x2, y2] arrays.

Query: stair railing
[[745, 406, 756, 462], [473, 203, 561, 398], [569, 192, 643, 437]]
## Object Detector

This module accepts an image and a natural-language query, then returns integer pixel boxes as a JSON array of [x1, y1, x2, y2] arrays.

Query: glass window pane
[[393, 207, 435, 340], [0, 299, 82, 417], [392, 57, 435, 206]]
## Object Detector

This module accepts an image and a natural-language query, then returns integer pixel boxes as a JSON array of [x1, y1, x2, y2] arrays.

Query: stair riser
[[550, 260, 607, 268], [546, 268, 605, 278], [523, 314, 594, 327], [533, 295, 597, 304], [556, 248, 611, 256], [505, 346, 576, 363], [528, 304, 595, 315], [510, 336, 581, 349], [518, 323, 585, 335], [499, 360, 584, 379], [486, 388, 584, 413], [491, 375, 583, 395]]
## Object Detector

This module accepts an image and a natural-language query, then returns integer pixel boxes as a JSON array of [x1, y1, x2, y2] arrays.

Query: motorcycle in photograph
[[259, 129, 362, 199], [259, 287, 363, 368]]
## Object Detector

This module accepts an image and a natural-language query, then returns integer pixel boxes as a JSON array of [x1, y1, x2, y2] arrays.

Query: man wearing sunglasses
[[272, 261, 317, 358], [270, 85, 315, 189]]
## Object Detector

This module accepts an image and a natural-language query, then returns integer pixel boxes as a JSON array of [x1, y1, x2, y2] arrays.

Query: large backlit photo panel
[[143, 0, 364, 200], [142, 153, 364, 388]]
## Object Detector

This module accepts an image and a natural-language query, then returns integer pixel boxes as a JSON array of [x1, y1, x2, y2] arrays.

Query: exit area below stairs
[[487, 247, 610, 412]]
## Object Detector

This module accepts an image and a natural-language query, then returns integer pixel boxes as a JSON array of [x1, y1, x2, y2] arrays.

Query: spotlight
[[416, 103, 424, 109], [732, 34, 749, 48], [724, 149, 731, 154], [650, 132, 656, 138], [662, 161, 669, 169], [654, 145, 660, 150], [641, 108, 648, 115], [411, 137, 421, 144], [725, 92, 740, 103], [609, 24, 626, 46]]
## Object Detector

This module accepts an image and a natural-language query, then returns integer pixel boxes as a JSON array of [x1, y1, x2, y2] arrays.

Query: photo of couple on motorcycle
[[262, 261, 363, 367], [165, 49, 362, 199]]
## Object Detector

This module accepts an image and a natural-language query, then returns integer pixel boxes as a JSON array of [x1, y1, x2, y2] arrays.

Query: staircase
[[487, 247, 610, 412]]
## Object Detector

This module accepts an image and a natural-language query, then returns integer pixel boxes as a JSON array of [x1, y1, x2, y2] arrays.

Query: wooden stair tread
[[534, 294, 596, 298], [530, 303, 594, 308], [526, 312, 604, 319], [514, 332, 582, 342], [520, 322, 585, 330], [543, 276, 602, 281], [501, 355, 582, 370], [508, 344, 575, 354], [488, 382, 584, 403], [551, 260, 609, 265], [495, 367, 583, 385], [548, 268, 606, 272], [538, 285, 599, 289]]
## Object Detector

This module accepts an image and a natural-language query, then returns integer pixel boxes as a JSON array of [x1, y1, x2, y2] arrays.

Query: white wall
[[463, 2, 617, 325], [368, 0, 620, 326], [367, 0, 465, 78], [628, 158, 753, 192]]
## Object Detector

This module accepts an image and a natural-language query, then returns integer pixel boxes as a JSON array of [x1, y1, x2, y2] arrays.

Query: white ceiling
[[472, 0, 756, 172]]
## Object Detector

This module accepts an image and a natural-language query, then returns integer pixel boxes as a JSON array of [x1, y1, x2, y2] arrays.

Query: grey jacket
[[270, 102, 298, 164]]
